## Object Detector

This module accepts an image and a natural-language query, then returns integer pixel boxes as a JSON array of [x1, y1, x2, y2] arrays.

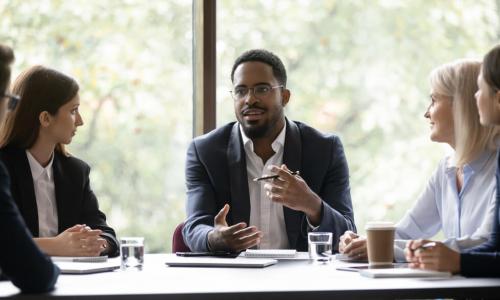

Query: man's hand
[[207, 204, 262, 252], [263, 164, 322, 225], [405, 240, 461, 273]]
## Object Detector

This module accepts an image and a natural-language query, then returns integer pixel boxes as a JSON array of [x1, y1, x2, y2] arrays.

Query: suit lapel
[[227, 123, 250, 225], [12, 150, 39, 236], [282, 119, 303, 248], [53, 153, 71, 233]]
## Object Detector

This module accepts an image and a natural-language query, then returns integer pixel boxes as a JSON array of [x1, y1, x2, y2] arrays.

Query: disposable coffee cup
[[365, 222, 395, 266]]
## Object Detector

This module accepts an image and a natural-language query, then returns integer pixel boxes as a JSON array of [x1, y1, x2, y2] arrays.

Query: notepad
[[54, 261, 120, 274], [244, 249, 297, 259], [165, 257, 277, 268], [51, 256, 108, 263], [360, 267, 452, 278]]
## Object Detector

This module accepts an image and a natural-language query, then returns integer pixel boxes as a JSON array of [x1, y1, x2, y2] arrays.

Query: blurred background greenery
[[1, 0, 499, 252]]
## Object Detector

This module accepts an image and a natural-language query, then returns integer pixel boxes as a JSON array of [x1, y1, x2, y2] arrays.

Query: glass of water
[[120, 237, 144, 271], [308, 232, 332, 263]]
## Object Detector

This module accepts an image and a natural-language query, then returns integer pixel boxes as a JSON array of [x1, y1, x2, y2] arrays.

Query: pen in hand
[[253, 170, 300, 182]]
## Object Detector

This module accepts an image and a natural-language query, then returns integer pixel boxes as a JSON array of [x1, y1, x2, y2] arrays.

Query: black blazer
[[0, 146, 119, 257], [183, 119, 356, 252], [0, 161, 59, 293]]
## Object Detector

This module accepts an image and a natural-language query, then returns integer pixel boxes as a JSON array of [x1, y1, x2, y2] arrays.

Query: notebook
[[244, 249, 297, 259], [54, 261, 120, 274], [360, 267, 452, 278], [165, 256, 277, 268], [51, 256, 108, 263]]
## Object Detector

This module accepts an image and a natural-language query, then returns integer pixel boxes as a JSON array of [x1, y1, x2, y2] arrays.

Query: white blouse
[[26, 150, 58, 237]]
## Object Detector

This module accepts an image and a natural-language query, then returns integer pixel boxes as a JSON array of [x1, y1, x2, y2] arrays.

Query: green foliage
[[1, 0, 192, 252], [1, 0, 499, 252], [217, 0, 500, 235]]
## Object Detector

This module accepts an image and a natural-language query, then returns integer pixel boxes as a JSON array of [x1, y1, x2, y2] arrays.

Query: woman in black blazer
[[405, 45, 500, 277], [0, 65, 119, 257]]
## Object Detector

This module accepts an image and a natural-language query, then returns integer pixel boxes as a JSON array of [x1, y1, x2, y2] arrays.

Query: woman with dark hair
[[0, 65, 119, 257], [0, 45, 59, 293], [406, 45, 500, 277]]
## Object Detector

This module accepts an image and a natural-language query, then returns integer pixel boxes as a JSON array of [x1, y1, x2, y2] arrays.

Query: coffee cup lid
[[365, 221, 395, 230]]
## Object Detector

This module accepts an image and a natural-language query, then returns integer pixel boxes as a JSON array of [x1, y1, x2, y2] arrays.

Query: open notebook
[[165, 256, 277, 268], [244, 249, 297, 259]]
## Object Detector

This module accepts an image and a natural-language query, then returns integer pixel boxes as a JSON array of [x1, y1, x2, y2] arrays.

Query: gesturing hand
[[207, 204, 262, 252], [263, 164, 322, 224]]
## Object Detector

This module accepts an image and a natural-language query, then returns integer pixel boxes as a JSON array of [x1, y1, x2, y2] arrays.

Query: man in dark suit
[[0, 44, 59, 293], [183, 49, 356, 252]]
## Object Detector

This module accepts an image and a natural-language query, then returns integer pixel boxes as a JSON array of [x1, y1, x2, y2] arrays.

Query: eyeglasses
[[2, 93, 20, 111], [230, 84, 283, 101]]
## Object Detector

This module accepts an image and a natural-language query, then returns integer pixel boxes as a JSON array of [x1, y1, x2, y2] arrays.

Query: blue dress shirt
[[394, 151, 497, 260], [460, 150, 500, 277]]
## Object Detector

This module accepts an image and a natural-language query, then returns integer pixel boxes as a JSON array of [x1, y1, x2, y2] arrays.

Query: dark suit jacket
[[460, 149, 500, 277], [0, 161, 59, 293], [183, 119, 356, 252], [0, 146, 119, 257]]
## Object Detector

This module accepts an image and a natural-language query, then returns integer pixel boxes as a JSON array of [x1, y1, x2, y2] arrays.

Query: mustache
[[241, 103, 266, 114]]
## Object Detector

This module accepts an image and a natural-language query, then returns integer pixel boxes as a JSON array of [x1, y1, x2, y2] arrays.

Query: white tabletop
[[1, 253, 499, 299]]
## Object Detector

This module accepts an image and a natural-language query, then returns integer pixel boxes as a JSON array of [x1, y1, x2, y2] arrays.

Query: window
[[217, 0, 500, 233], [1, 0, 192, 252]]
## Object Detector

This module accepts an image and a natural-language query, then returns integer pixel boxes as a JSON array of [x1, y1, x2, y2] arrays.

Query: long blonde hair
[[429, 59, 499, 167]]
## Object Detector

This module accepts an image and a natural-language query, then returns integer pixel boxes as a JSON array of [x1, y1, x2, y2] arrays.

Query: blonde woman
[[339, 60, 499, 261], [406, 45, 500, 276]]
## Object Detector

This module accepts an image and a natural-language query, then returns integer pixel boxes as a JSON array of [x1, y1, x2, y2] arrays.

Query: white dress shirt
[[394, 150, 497, 260], [240, 124, 289, 249], [26, 150, 58, 237]]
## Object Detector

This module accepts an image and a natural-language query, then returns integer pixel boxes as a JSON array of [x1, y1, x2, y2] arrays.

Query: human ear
[[281, 89, 291, 107], [39, 111, 52, 128]]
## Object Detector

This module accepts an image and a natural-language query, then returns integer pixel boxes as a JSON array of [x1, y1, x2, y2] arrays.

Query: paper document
[[165, 256, 277, 268], [51, 256, 108, 263], [244, 249, 296, 258], [360, 267, 452, 278]]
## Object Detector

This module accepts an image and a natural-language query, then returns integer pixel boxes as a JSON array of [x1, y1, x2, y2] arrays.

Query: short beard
[[240, 108, 284, 139], [241, 123, 270, 139]]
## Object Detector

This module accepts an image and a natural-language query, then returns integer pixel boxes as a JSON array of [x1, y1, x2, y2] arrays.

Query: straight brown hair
[[0, 44, 14, 96], [0, 65, 79, 155]]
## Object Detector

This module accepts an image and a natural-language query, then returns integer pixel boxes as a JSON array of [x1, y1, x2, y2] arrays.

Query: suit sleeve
[[0, 163, 59, 293], [80, 165, 119, 257], [315, 136, 356, 252], [182, 141, 218, 252]]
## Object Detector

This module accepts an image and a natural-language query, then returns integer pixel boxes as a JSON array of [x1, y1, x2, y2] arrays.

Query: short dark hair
[[230, 49, 287, 86], [0, 44, 15, 96], [483, 44, 500, 91]]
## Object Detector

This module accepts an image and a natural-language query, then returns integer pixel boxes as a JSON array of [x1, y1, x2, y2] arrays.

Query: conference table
[[1, 253, 500, 299]]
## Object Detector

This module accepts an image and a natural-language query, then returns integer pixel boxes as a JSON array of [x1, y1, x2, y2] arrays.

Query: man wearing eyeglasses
[[0, 44, 59, 293], [183, 49, 356, 253]]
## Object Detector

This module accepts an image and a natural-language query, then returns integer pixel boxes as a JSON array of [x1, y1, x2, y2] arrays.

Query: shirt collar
[[26, 150, 54, 181], [445, 150, 496, 174], [239, 122, 287, 154]]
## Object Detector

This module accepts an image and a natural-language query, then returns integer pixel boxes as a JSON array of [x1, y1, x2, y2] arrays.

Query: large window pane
[[217, 0, 500, 234], [1, 0, 192, 252]]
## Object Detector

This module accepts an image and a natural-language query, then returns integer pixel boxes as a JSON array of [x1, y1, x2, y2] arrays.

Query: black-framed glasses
[[2, 93, 20, 111], [229, 84, 283, 101]]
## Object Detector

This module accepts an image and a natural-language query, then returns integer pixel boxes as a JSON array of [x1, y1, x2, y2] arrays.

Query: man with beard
[[183, 49, 355, 252]]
